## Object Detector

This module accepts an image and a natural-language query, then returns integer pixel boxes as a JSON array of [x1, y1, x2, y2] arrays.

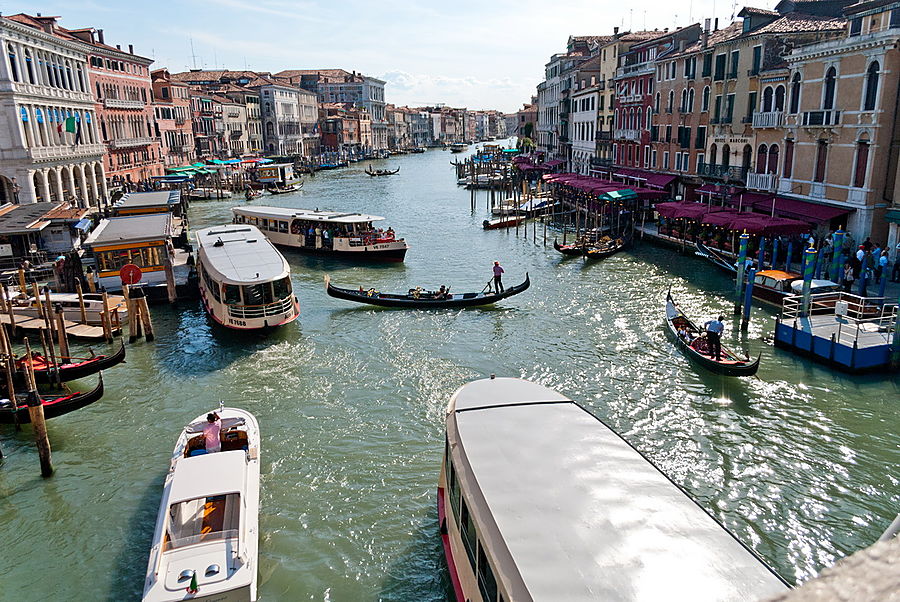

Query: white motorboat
[[8, 289, 128, 326], [142, 407, 261, 602], [189, 188, 233, 200]]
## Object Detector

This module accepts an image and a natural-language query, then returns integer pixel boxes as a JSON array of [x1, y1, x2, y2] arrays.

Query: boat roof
[[233, 205, 384, 223], [195, 224, 289, 284], [169, 450, 247, 504], [755, 270, 800, 280], [447, 378, 787, 601], [83, 214, 172, 247], [114, 190, 180, 209], [790, 278, 839, 291]]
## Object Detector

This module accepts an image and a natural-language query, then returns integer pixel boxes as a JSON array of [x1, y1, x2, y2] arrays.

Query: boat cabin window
[[96, 245, 165, 272], [242, 282, 275, 306], [277, 221, 288, 233], [478, 542, 499, 602], [460, 497, 477, 572], [223, 284, 241, 305], [272, 276, 292, 300], [260, 218, 269, 231], [165, 493, 240, 550]]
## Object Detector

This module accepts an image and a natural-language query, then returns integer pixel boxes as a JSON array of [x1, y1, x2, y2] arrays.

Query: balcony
[[110, 137, 153, 149], [616, 63, 654, 78], [103, 98, 145, 110], [745, 172, 778, 192], [230, 129, 244, 138], [596, 130, 612, 140], [27, 143, 106, 161], [752, 111, 784, 129], [591, 157, 614, 167], [9, 81, 93, 103], [175, 117, 186, 125], [613, 128, 641, 141], [180, 145, 194, 154], [697, 162, 748, 181], [620, 94, 645, 104], [802, 110, 840, 127]]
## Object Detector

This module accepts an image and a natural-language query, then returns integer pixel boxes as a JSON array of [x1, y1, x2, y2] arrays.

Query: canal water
[[1, 145, 898, 601]]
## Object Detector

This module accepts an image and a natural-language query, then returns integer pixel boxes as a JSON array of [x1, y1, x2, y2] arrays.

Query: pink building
[[151, 69, 195, 167]]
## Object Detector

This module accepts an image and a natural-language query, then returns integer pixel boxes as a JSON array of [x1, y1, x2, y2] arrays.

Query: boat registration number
[[229, 318, 247, 327]]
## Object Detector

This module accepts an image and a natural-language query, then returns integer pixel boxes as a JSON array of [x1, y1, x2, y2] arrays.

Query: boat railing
[[167, 529, 239, 551], [781, 292, 898, 346], [228, 296, 294, 319]]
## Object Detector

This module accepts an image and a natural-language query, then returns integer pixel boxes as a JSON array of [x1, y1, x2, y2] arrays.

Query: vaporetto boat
[[142, 407, 260, 602], [438, 377, 789, 601], [195, 224, 299, 330], [231, 206, 409, 262]]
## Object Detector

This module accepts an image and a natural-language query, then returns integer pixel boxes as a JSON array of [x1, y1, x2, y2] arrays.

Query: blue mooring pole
[[772, 238, 780, 273], [879, 268, 888, 298], [858, 258, 868, 297], [801, 243, 817, 317], [785, 240, 794, 272], [757, 237, 766, 271], [734, 232, 750, 315], [815, 246, 825, 279], [742, 268, 756, 331], [830, 229, 845, 282]]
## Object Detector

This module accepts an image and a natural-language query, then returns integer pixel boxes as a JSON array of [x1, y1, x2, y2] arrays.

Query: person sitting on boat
[[435, 285, 448, 299], [386, 227, 395, 240], [677, 325, 694, 343], [203, 412, 222, 453], [702, 316, 725, 361]]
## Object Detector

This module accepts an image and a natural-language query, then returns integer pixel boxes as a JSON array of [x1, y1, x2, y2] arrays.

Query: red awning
[[752, 196, 853, 224], [656, 201, 727, 220], [645, 174, 676, 189], [696, 184, 722, 195], [701, 210, 744, 227]]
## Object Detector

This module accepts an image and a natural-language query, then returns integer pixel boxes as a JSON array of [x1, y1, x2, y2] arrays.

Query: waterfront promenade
[[0, 148, 897, 600]]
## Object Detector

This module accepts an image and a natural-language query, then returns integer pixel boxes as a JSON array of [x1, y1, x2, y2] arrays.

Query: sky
[[12, 0, 778, 113]]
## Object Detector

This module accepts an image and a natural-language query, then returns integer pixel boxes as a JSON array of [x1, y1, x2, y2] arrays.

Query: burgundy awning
[[645, 173, 676, 189], [656, 201, 727, 220], [753, 196, 853, 224], [701, 210, 744, 227], [696, 184, 721, 195], [740, 215, 812, 235]]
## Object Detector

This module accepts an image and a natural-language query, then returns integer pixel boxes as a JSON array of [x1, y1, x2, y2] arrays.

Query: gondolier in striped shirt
[[703, 316, 725, 361], [492, 261, 505, 294]]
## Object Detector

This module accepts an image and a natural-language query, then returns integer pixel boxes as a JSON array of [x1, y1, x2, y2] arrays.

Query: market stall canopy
[[656, 201, 729, 220], [747, 195, 853, 224]]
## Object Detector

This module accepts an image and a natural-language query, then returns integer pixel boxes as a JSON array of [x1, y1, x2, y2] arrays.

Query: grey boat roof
[[114, 190, 181, 209], [83, 214, 172, 246], [447, 378, 788, 602], [233, 205, 385, 223], [195, 224, 289, 285]]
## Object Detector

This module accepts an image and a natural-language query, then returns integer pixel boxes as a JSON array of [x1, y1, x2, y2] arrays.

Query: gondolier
[[492, 261, 504, 294], [703, 316, 725, 361]]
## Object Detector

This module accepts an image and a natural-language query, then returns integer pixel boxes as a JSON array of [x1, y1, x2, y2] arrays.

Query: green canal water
[[1, 145, 898, 601]]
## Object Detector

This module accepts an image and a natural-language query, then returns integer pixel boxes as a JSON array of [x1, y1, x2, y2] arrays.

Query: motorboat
[[142, 407, 260, 602], [8, 289, 128, 326]]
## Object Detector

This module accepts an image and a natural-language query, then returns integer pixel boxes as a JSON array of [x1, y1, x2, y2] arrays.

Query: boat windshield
[[235, 277, 292, 307], [165, 493, 240, 550]]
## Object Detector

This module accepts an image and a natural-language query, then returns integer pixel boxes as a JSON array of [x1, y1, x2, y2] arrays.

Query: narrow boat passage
[[0, 148, 897, 601]]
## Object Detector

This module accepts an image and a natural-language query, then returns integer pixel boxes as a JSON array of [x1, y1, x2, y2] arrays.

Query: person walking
[[876, 250, 888, 284], [703, 315, 725, 361], [843, 262, 855, 292], [492, 261, 505, 294]]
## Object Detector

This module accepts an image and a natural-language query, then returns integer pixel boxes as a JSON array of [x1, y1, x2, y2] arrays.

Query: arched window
[[96, 82, 102, 99], [767, 144, 779, 174], [762, 86, 774, 112], [864, 61, 879, 111], [701, 86, 710, 112], [783, 138, 794, 178], [709, 143, 718, 165], [774, 85, 785, 111], [646, 106, 652, 129], [814, 140, 828, 182], [756, 144, 768, 172], [24, 48, 35, 84], [614, 109, 619, 128], [688, 88, 695, 112], [680, 88, 687, 112], [854, 137, 870, 187], [742, 145, 753, 171], [7, 45, 19, 82], [667, 90, 674, 112], [654, 92, 660, 112], [722, 144, 731, 167], [789, 73, 801, 113], [823, 67, 836, 110]]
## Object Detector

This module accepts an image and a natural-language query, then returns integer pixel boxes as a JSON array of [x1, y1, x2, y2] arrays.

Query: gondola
[[695, 240, 738, 275], [14, 341, 125, 385], [665, 291, 760, 377], [483, 215, 525, 229], [365, 166, 400, 176], [0, 375, 105, 424], [554, 238, 591, 256], [585, 234, 631, 259], [324, 273, 530, 308], [267, 183, 301, 195]]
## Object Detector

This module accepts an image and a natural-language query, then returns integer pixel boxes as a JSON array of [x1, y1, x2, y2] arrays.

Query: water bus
[[232, 206, 409, 262], [439, 377, 788, 601], [195, 225, 299, 330], [450, 143, 468, 153], [142, 407, 261, 602]]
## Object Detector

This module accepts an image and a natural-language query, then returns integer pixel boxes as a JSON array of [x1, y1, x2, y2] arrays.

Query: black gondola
[[325, 274, 530, 308], [554, 235, 629, 259], [365, 166, 400, 176], [267, 183, 302, 195], [15, 342, 125, 385], [0, 375, 105, 424], [695, 240, 743, 275], [665, 291, 760, 377]]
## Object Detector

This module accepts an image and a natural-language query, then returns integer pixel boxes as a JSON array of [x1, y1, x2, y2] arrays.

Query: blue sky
[[14, 0, 775, 112]]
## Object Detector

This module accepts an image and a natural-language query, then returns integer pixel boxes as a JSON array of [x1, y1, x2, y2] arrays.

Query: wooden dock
[[0, 313, 111, 340]]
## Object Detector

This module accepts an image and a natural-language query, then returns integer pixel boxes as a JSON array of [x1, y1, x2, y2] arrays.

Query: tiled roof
[[6, 13, 151, 59], [276, 69, 363, 83], [669, 22, 744, 57], [571, 35, 616, 46], [739, 6, 782, 16], [753, 13, 846, 33]]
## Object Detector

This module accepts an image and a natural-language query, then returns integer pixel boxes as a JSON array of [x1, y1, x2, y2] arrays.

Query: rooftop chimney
[[97, 29, 105, 44], [614, 26, 619, 35], [116, 44, 121, 50], [704, 18, 711, 32], [702, 18, 711, 48], [128, 44, 134, 54], [714, 18, 719, 31]]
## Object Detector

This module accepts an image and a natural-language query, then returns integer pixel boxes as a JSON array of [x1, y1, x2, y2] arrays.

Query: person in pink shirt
[[203, 412, 222, 453], [492, 261, 505, 294]]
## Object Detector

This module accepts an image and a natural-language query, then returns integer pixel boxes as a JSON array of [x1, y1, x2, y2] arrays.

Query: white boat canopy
[[168, 451, 248, 504], [447, 378, 788, 601], [196, 225, 290, 285], [234, 205, 385, 224]]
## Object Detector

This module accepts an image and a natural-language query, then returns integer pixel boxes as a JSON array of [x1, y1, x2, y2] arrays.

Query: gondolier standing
[[492, 261, 505, 294], [703, 316, 725, 361]]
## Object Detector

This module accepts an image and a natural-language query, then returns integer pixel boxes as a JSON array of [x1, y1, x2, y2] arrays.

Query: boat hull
[[277, 242, 408, 262], [326, 274, 530, 308], [0, 377, 105, 424], [16, 342, 125, 385]]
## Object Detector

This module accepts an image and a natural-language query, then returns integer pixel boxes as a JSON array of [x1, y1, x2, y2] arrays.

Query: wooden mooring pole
[[23, 337, 52, 477]]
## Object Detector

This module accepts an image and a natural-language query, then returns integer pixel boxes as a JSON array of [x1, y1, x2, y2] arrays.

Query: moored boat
[[482, 215, 525, 230], [438, 377, 787, 601], [188, 188, 233, 200], [325, 273, 529, 308], [0, 376, 104, 424], [449, 143, 468, 153], [195, 224, 299, 330], [142, 407, 260, 602], [15, 341, 125, 385], [695, 240, 739, 275], [665, 291, 760, 377], [232, 206, 409, 262], [8, 290, 128, 326]]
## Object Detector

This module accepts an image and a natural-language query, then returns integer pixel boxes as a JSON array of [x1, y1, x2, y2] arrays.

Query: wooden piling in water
[[100, 291, 112, 342], [138, 295, 155, 342], [54, 305, 70, 359], [75, 281, 87, 324], [86, 271, 96, 293], [23, 337, 52, 477]]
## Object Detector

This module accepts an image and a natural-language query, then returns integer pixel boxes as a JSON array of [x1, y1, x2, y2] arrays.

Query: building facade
[[1, 14, 107, 205], [257, 82, 304, 155], [151, 68, 195, 167]]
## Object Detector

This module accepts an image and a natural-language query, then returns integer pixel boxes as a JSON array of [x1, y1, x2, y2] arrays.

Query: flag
[[64, 117, 77, 133], [186, 572, 199, 594], [57, 122, 63, 134]]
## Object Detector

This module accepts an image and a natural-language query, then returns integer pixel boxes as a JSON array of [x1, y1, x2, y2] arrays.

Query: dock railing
[[781, 291, 898, 347]]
